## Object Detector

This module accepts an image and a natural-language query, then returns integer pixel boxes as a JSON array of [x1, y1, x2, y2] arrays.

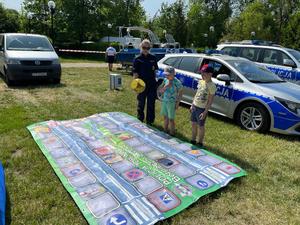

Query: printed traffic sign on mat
[[27, 112, 246, 225]]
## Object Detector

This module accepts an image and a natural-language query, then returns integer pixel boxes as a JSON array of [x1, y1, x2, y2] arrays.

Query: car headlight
[[52, 58, 60, 65], [5, 59, 21, 65], [276, 97, 300, 115]]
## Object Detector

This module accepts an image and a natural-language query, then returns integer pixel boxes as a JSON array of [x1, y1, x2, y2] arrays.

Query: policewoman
[[133, 39, 158, 125]]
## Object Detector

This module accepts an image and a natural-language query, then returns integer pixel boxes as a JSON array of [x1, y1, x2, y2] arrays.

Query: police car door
[[258, 49, 298, 83], [199, 58, 235, 116], [176, 56, 202, 104]]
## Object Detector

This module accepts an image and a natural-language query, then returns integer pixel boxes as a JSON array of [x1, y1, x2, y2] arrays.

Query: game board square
[[98, 207, 137, 225], [186, 149, 206, 157], [56, 155, 79, 167], [135, 145, 153, 153], [215, 162, 241, 175], [111, 160, 134, 174], [69, 171, 96, 188], [94, 146, 115, 157], [103, 154, 123, 164], [185, 174, 215, 190], [146, 150, 165, 160], [122, 168, 145, 182], [49, 147, 72, 159], [134, 176, 163, 195], [87, 193, 120, 218], [198, 155, 223, 165], [147, 188, 181, 212], [157, 157, 180, 169], [61, 163, 86, 178], [169, 164, 196, 178], [124, 138, 143, 147], [77, 183, 106, 200]]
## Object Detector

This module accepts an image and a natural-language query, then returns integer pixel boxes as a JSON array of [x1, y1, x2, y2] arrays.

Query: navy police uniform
[[133, 53, 158, 124]]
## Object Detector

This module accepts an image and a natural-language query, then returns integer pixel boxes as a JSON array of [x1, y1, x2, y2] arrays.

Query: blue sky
[[1, 0, 177, 18], [143, 0, 177, 18]]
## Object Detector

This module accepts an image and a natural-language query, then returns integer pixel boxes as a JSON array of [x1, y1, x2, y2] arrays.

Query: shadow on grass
[[5, 187, 11, 225], [0, 74, 66, 90], [0, 78, 66, 90]]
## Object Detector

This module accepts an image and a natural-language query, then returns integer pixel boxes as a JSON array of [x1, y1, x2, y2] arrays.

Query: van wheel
[[236, 102, 270, 133], [52, 78, 61, 84], [4, 69, 13, 86]]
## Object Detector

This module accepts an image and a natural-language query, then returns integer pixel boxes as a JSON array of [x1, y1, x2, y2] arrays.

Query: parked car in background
[[0, 33, 61, 85], [157, 53, 300, 135], [216, 40, 300, 85]]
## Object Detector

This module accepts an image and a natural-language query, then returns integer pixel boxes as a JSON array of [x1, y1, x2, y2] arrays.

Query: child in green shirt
[[160, 66, 183, 135]]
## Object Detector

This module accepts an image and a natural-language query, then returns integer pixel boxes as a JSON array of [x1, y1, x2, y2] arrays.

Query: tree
[[21, 0, 146, 45], [267, 0, 300, 43], [187, 0, 232, 47], [222, 1, 275, 42], [231, 0, 254, 15], [281, 12, 300, 49], [222, 0, 300, 45], [151, 0, 188, 47], [0, 3, 20, 33]]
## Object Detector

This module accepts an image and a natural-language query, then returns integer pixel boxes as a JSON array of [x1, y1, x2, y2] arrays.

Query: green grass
[[59, 56, 104, 63], [0, 68, 299, 225]]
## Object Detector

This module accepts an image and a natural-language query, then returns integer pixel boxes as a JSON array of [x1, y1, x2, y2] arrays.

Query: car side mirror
[[217, 74, 231, 85], [283, 59, 296, 68]]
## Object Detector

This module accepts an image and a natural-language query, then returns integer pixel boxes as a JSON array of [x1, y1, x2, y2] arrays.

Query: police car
[[216, 40, 300, 85], [157, 53, 300, 135]]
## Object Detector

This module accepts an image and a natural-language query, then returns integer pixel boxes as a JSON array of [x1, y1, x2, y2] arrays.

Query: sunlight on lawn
[[0, 68, 299, 225]]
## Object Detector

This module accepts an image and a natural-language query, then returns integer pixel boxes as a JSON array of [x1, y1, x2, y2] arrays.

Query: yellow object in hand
[[130, 78, 146, 93]]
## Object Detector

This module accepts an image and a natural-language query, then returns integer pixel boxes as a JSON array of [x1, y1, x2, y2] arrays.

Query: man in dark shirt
[[133, 39, 158, 125]]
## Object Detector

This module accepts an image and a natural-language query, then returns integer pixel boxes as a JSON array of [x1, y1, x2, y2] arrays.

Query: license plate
[[32, 72, 47, 77]]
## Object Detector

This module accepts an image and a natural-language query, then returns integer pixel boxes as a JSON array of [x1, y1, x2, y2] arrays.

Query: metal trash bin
[[109, 73, 122, 90]]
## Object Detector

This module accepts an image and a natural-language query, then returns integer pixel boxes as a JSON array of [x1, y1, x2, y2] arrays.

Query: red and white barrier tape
[[59, 49, 106, 54]]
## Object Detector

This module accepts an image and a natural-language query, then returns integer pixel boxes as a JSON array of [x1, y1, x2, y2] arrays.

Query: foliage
[[187, 0, 232, 48], [281, 12, 300, 50], [2, 0, 300, 49], [149, 0, 188, 47], [0, 3, 20, 33], [222, 1, 275, 42], [21, 0, 146, 44], [222, 0, 300, 47]]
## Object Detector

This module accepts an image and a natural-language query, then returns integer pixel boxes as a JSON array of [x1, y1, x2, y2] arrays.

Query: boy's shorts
[[161, 101, 176, 119], [191, 105, 206, 127]]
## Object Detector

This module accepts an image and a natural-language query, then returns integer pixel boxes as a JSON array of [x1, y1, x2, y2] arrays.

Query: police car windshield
[[226, 60, 284, 83], [288, 49, 300, 63], [6, 35, 54, 51]]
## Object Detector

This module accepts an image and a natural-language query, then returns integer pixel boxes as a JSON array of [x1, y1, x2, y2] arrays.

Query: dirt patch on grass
[[7, 89, 41, 106], [11, 148, 23, 158]]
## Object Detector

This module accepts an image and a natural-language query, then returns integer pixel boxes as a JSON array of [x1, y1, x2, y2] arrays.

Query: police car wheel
[[236, 102, 270, 133]]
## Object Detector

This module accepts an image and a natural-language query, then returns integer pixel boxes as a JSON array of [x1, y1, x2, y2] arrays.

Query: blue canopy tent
[[0, 162, 5, 225]]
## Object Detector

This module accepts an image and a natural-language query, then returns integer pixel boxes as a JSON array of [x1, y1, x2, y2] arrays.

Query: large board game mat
[[27, 112, 246, 225]]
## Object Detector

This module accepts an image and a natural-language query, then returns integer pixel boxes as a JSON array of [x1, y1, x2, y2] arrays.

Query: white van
[[0, 33, 61, 85]]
